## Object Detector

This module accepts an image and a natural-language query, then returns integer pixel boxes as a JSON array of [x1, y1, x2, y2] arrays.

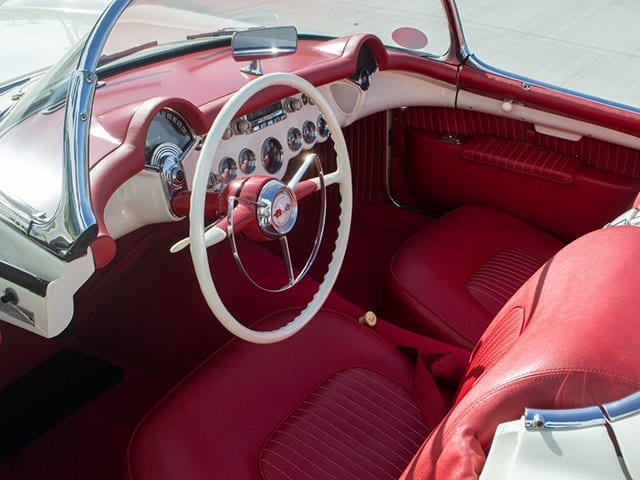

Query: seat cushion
[[126, 309, 446, 480], [387, 206, 565, 349]]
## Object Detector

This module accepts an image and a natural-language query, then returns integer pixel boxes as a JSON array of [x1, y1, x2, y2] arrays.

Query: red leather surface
[[260, 367, 429, 479], [125, 311, 424, 480], [387, 206, 564, 349], [466, 249, 547, 315], [403, 128, 639, 240], [462, 136, 580, 184], [89, 97, 205, 268], [403, 226, 640, 479]]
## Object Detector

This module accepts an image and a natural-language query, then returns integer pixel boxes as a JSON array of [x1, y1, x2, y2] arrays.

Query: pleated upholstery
[[394, 106, 640, 180], [466, 248, 547, 316], [462, 136, 580, 184], [260, 368, 429, 480]]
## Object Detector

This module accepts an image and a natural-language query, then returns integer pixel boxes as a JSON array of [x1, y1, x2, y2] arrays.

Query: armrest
[[462, 136, 580, 184]]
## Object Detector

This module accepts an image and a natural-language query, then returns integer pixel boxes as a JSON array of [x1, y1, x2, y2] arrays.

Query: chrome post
[[27, 0, 136, 259]]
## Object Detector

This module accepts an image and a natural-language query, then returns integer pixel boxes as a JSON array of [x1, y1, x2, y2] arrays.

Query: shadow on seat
[[126, 225, 640, 479]]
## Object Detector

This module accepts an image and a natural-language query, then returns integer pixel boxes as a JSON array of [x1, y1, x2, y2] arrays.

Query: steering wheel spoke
[[279, 236, 296, 286], [169, 201, 253, 253], [287, 153, 318, 190]]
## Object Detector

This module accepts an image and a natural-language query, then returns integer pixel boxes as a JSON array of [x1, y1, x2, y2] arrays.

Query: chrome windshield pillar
[[26, 0, 135, 260]]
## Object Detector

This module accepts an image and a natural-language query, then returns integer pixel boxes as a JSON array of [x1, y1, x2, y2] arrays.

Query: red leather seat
[[387, 205, 565, 349], [126, 225, 640, 479], [402, 225, 640, 478], [125, 309, 447, 480]]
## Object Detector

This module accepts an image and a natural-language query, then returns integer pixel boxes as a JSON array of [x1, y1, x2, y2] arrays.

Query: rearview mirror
[[232, 26, 298, 61]]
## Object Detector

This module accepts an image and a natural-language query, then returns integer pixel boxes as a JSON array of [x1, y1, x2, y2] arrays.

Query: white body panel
[[0, 220, 94, 338], [481, 419, 625, 479]]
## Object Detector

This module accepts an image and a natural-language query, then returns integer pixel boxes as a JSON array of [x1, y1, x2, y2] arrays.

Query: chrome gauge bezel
[[239, 148, 256, 174], [302, 120, 316, 144], [287, 127, 302, 151], [218, 156, 238, 183], [317, 114, 330, 138], [261, 137, 284, 174]]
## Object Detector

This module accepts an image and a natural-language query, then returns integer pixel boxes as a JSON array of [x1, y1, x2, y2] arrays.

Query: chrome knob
[[235, 118, 251, 134], [222, 125, 233, 139], [168, 164, 185, 187], [284, 97, 303, 112]]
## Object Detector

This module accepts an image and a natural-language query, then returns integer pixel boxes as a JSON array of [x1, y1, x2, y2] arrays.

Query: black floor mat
[[0, 348, 123, 462]]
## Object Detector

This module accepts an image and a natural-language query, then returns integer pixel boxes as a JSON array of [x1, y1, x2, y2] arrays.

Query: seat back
[[403, 225, 640, 479]]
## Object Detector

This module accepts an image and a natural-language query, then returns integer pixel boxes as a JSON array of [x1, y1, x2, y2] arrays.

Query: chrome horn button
[[257, 180, 298, 237]]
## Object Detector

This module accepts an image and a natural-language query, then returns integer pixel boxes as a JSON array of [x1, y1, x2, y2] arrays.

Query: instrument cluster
[[208, 94, 330, 193]]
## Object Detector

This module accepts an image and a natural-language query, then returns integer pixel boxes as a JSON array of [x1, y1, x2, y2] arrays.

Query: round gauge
[[239, 148, 256, 174], [261, 137, 284, 174], [317, 114, 330, 138], [287, 127, 302, 151], [219, 157, 237, 183], [302, 120, 317, 144]]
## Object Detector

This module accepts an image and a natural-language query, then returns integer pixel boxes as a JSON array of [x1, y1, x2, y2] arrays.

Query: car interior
[[1, 24, 640, 480]]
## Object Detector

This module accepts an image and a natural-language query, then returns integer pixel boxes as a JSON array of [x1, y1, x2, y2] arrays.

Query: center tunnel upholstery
[[126, 222, 640, 479]]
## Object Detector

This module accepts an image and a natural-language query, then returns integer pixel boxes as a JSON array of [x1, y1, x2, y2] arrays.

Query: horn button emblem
[[257, 180, 298, 236]]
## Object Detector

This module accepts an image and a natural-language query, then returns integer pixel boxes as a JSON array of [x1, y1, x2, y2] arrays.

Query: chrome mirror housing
[[232, 26, 297, 76]]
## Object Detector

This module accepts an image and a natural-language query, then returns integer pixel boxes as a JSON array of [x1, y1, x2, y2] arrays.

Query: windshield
[[0, 0, 109, 85], [98, 0, 450, 65]]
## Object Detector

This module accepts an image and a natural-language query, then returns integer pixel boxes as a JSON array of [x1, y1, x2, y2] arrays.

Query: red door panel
[[391, 107, 640, 240]]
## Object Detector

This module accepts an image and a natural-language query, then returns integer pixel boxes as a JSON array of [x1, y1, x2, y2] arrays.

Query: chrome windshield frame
[[0, 0, 134, 261]]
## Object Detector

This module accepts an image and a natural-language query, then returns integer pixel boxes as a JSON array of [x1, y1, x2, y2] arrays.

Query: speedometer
[[145, 109, 194, 164]]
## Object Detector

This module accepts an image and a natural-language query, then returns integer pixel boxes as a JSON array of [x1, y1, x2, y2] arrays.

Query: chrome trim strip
[[603, 391, 640, 422], [524, 405, 605, 431]]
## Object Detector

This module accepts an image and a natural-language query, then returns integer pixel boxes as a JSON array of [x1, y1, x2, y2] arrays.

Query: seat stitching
[[345, 369, 423, 416], [284, 417, 398, 478], [298, 403, 413, 462], [325, 376, 426, 437], [312, 386, 423, 449], [269, 435, 361, 480]]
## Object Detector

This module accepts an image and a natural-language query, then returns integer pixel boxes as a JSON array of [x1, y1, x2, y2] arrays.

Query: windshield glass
[[0, 0, 108, 85], [455, 0, 640, 111], [99, 0, 450, 64]]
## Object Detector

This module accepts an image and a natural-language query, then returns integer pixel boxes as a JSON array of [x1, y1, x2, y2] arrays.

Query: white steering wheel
[[189, 73, 352, 344]]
